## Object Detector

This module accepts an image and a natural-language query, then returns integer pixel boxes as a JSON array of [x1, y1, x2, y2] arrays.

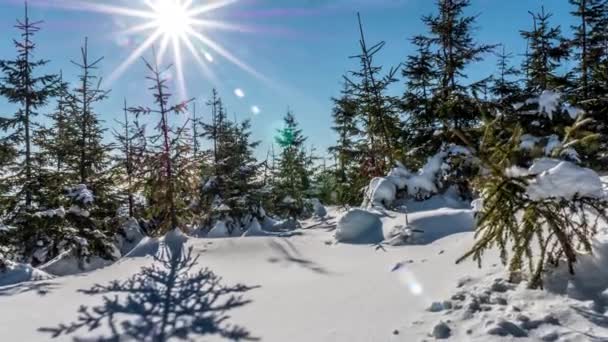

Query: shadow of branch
[[39, 246, 259, 341]]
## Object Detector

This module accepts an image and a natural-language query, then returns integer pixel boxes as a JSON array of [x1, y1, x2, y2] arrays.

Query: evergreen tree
[[569, 0, 608, 165], [569, 0, 607, 100], [112, 99, 145, 218], [128, 56, 197, 235], [457, 111, 605, 288], [490, 46, 523, 106], [328, 82, 365, 205], [200, 101, 263, 232], [401, 35, 439, 157], [273, 111, 312, 219], [69, 38, 112, 186], [202, 88, 223, 174], [345, 13, 401, 177], [419, 0, 495, 132], [520, 7, 570, 93], [0, 3, 59, 211]]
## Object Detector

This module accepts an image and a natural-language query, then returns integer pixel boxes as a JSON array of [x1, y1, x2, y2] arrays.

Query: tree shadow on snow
[[568, 305, 608, 341], [39, 246, 259, 341], [267, 239, 331, 275], [0, 281, 58, 297]]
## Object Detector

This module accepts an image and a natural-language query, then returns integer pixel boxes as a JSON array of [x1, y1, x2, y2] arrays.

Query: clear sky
[[0, 0, 576, 159]]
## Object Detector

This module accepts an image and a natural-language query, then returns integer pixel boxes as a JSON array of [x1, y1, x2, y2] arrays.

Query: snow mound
[[527, 160, 604, 201], [335, 209, 383, 244], [545, 233, 608, 303], [114, 218, 146, 256], [206, 220, 236, 238], [405, 209, 474, 244], [364, 177, 396, 208], [40, 247, 120, 277], [310, 198, 327, 218], [0, 261, 53, 287], [364, 145, 472, 208], [126, 228, 189, 258], [242, 219, 269, 237]]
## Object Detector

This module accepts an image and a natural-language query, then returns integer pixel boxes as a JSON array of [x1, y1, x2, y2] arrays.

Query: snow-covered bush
[[458, 111, 607, 288], [0, 185, 121, 268], [363, 144, 476, 208]]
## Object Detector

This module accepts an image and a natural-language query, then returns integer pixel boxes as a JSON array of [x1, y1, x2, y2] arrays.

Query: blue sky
[[0, 0, 576, 159]]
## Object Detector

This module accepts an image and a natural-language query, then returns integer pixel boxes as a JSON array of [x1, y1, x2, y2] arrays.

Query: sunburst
[[38, 0, 265, 99]]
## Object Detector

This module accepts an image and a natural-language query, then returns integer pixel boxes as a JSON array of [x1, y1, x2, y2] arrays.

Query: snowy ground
[[0, 202, 607, 341]]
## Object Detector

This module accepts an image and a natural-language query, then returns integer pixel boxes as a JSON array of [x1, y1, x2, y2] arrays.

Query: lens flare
[[31, 0, 268, 100]]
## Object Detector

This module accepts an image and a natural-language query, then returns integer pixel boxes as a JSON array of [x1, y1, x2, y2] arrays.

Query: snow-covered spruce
[[363, 144, 474, 209]]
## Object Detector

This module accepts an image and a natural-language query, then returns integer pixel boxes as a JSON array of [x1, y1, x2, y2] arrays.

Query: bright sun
[[49, 0, 266, 100], [153, 0, 193, 37]]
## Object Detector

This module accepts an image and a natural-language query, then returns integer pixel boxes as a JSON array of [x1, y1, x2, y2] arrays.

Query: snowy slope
[[0, 204, 606, 341]]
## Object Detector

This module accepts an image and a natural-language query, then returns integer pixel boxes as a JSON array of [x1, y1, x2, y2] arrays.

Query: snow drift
[[335, 208, 384, 244]]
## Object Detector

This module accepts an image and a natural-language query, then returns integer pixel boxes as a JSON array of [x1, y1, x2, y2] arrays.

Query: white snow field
[[1, 202, 608, 341]]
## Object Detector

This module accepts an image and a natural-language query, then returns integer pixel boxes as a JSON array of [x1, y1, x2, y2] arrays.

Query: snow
[[67, 205, 90, 218], [310, 198, 327, 218], [526, 160, 604, 201], [364, 177, 396, 208], [0, 260, 53, 287], [520, 134, 541, 150], [334, 208, 384, 244], [114, 218, 146, 256], [39, 250, 117, 277], [524, 90, 584, 120], [0, 202, 607, 341], [544, 134, 562, 155], [34, 207, 66, 218], [66, 184, 94, 205], [206, 220, 235, 238], [365, 145, 472, 208]]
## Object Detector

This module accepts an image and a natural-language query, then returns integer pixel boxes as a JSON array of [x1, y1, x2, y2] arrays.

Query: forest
[[1, 1, 608, 341]]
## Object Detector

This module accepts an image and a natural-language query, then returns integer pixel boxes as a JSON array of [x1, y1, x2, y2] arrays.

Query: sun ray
[[157, 34, 172, 65], [38, 0, 271, 91], [119, 21, 159, 36], [187, 0, 240, 17], [53, 0, 158, 19], [190, 19, 253, 33], [179, 32, 218, 83], [172, 36, 188, 101], [106, 29, 164, 86], [187, 28, 267, 82]]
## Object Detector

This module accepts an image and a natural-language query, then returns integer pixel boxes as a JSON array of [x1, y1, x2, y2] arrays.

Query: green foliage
[[127, 57, 197, 236], [457, 116, 607, 289], [199, 91, 264, 232], [272, 111, 313, 219], [0, 4, 60, 209], [0, 185, 119, 266], [521, 7, 571, 93]]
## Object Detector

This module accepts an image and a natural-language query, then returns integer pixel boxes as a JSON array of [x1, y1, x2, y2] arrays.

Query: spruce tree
[[0, 3, 59, 211], [128, 56, 197, 235], [569, 0, 608, 165], [419, 0, 495, 132], [69, 38, 112, 186], [520, 7, 570, 93], [569, 0, 607, 100], [401, 35, 440, 162], [200, 100, 263, 232], [328, 81, 365, 205], [490, 46, 522, 107], [273, 111, 312, 219], [345, 13, 401, 177], [112, 99, 145, 218]]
